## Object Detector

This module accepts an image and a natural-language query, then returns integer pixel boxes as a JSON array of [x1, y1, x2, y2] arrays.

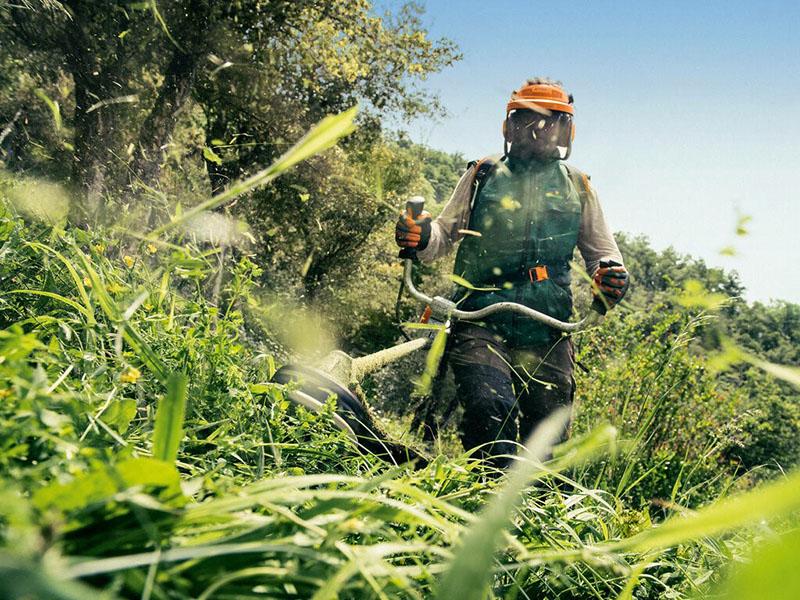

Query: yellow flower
[[0, 389, 12, 399], [92, 243, 106, 254], [120, 367, 141, 384], [122, 255, 135, 268], [82, 276, 92, 289], [145, 243, 158, 255], [106, 282, 126, 294]]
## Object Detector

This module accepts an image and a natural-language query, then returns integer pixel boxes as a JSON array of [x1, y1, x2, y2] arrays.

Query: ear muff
[[571, 121, 575, 141]]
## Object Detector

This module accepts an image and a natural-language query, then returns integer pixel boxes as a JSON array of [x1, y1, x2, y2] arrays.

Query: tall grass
[[1, 110, 800, 599]]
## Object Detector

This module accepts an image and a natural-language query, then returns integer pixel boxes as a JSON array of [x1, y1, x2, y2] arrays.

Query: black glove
[[591, 259, 629, 314], [395, 209, 432, 251]]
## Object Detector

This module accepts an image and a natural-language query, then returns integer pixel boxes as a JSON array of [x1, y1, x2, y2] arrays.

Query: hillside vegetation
[[2, 2, 800, 599]]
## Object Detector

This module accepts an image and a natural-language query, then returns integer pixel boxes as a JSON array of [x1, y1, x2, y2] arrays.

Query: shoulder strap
[[562, 163, 592, 206], [467, 156, 500, 210]]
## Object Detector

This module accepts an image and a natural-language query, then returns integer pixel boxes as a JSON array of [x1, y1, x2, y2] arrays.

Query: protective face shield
[[504, 109, 574, 160], [503, 80, 575, 160]]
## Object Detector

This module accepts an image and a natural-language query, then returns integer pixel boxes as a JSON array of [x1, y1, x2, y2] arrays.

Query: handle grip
[[405, 196, 425, 219], [592, 257, 625, 315], [398, 197, 426, 261]]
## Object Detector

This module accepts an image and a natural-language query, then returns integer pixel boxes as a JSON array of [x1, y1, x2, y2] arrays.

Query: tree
[[0, 1, 459, 201]]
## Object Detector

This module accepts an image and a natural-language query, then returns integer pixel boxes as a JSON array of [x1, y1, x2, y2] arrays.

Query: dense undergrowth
[[2, 2, 799, 597], [1, 190, 800, 600]]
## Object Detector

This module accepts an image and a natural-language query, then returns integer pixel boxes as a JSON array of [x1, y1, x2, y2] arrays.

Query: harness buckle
[[528, 265, 549, 283]]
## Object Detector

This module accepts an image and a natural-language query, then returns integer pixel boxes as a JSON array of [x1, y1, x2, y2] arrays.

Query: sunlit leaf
[[675, 279, 728, 311], [450, 274, 500, 292], [34, 89, 61, 131], [716, 527, 800, 600], [202, 146, 223, 165], [499, 195, 521, 211], [436, 409, 573, 600], [735, 214, 752, 236], [150, 106, 358, 238], [103, 399, 138, 434], [413, 325, 447, 397]]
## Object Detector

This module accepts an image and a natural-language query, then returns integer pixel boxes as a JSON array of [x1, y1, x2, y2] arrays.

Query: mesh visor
[[507, 109, 573, 159]]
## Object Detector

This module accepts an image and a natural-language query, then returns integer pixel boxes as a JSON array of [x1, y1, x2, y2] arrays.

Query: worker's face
[[506, 109, 572, 160]]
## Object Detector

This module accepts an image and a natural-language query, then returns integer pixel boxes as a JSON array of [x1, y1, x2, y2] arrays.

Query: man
[[395, 78, 629, 467]]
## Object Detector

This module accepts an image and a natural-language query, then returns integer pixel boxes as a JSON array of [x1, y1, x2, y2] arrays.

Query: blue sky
[[393, 1, 800, 303]]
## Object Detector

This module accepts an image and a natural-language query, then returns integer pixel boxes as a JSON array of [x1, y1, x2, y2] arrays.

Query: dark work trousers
[[447, 322, 576, 468]]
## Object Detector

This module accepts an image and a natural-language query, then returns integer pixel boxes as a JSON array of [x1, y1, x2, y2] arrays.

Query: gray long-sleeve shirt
[[416, 162, 624, 277]]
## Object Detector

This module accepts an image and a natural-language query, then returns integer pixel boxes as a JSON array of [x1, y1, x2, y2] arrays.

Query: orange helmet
[[503, 78, 575, 159], [506, 81, 574, 116]]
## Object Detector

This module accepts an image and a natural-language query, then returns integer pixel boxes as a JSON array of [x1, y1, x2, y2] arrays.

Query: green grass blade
[[717, 527, 800, 600], [449, 273, 500, 292], [150, 106, 358, 237], [28, 242, 95, 324], [435, 408, 570, 600], [0, 553, 111, 600], [152, 373, 188, 464], [743, 354, 800, 387], [8, 289, 91, 319], [34, 89, 62, 131], [614, 468, 800, 553], [73, 246, 168, 381], [413, 325, 447, 397]]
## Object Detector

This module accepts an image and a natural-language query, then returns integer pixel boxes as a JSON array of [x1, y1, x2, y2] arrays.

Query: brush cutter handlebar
[[401, 199, 602, 333], [403, 260, 600, 332]]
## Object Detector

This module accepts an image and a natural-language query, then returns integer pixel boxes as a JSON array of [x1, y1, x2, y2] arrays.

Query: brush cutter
[[270, 198, 603, 466]]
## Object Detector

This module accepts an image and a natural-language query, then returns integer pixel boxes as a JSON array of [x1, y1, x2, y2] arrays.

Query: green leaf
[[152, 373, 188, 463], [202, 146, 223, 165], [0, 553, 109, 600], [148, 0, 182, 51], [743, 355, 800, 388], [499, 195, 521, 211], [28, 242, 95, 324], [104, 399, 138, 434], [708, 337, 800, 388], [72, 246, 168, 381], [33, 458, 181, 513], [735, 213, 752, 236], [8, 289, 92, 320], [401, 322, 446, 331]]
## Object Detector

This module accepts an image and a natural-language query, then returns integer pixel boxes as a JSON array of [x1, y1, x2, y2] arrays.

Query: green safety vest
[[453, 156, 584, 346]]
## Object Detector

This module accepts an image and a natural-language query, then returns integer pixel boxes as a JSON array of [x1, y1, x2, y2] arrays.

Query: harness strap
[[562, 163, 592, 206], [467, 156, 500, 210]]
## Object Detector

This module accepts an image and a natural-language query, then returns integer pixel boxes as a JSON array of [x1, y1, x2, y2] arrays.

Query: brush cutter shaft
[[403, 259, 600, 332]]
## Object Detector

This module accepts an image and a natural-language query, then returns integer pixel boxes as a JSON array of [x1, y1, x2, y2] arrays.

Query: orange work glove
[[591, 259, 629, 314], [395, 208, 432, 250]]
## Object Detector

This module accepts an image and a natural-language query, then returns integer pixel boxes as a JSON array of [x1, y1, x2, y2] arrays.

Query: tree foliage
[[0, 0, 459, 196]]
